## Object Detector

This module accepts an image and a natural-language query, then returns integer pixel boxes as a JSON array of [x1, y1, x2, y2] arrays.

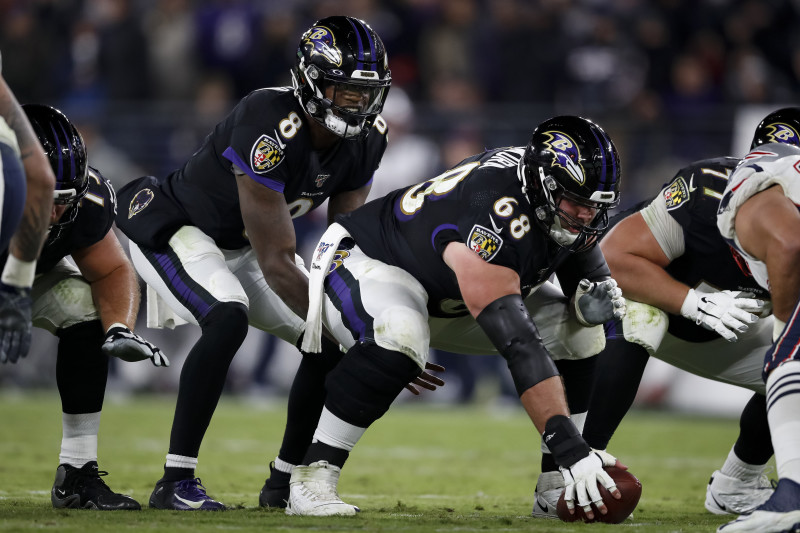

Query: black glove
[[101, 324, 169, 367], [0, 281, 33, 364]]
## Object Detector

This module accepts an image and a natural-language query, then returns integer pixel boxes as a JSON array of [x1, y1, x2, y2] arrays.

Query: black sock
[[278, 336, 344, 466], [161, 466, 196, 483], [168, 303, 249, 457], [303, 442, 350, 469], [582, 338, 650, 450], [733, 392, 773, 465], [56, 321, 108, 414]]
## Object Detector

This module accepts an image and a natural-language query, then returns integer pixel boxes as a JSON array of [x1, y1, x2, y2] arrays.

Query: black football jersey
[[119, 88, 387, 250], [37, 167, 116, 273], [609, 156, 770, 342], [337, 147, 598, 318]]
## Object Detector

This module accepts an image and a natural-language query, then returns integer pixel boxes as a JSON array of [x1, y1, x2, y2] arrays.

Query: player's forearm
[[606, 253, 687, 314], [262, 258, 310, 320], [90, 266, 141, 331], [519, 376, 571, 433], [8, 182, 52, 261]]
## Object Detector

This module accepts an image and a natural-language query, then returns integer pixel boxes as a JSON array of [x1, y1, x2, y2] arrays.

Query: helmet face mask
[[751, 107, 800, 150], [520, 116, 620, 252], [22, 103, 88, 241], [292, 16, 391, 139]]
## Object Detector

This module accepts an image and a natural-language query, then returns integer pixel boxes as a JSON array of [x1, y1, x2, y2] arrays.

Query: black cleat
[[149, 478, 226, 511], [259, 462, 290, 508], [51, 462, 141, 510]]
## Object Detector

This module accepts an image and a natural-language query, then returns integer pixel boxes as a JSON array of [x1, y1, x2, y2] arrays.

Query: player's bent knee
[[374, 305, 430, 367], [200, 301, 249, 342], [325, 342, 422, 427]]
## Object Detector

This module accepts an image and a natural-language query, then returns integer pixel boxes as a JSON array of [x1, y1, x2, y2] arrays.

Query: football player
[[0, 64, 56, 364], [9, 104, 167, 510], [534, 108, 800, 520], [714, 143, 800, 532], [114, 16, 403, 511], [277, 116, 627, 517]]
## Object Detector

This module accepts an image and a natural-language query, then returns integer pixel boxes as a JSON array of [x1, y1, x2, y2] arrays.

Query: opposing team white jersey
[[717, 142, 800, 291]]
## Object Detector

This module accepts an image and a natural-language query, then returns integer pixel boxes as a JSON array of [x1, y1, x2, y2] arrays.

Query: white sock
[[312, 407, 366, 452], [60, 412, 101, 467], [165, 453, 198, 470], [274, 457, 294, 474], [766, 360, 800, 484], [719, 446, 766, 481]]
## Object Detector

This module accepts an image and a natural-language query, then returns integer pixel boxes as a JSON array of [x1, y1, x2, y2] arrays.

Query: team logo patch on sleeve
[[663, 176, 690, 210], [128, 188, 154, 219], [468, 225, 503, 261], [251, 134, 285, 173]]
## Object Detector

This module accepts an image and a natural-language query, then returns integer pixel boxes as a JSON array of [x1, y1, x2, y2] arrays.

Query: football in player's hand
[[556, 465, 642, 523]]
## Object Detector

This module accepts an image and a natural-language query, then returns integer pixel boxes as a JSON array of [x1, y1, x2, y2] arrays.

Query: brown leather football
[[556, 465, 642, 523]]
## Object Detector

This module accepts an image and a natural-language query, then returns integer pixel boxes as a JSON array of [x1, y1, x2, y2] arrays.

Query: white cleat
[[705, 470, 774, 515], [285, 461, 360, 517], [717, 509, 800, 532], [531, 471, 564, 519]]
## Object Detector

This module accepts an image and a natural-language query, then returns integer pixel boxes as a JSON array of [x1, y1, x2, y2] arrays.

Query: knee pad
[[200, 301, 249, 345], [324, 343, 421, 428]]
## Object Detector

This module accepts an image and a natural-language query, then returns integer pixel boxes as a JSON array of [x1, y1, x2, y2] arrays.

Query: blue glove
[[0, 281, 33, 364], [101, 324, 169, 367]]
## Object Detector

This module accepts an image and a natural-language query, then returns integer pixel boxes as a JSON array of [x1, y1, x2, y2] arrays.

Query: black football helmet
[[519, 115, 621, 252], [23, 103, 89, 235], [751, 107, 800, 150], [291, 16, 391, 139]]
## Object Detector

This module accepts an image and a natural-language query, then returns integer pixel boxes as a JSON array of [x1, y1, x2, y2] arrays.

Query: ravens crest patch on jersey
[[541, 130, 585, 186], [663, 176, 690, 210], [468, 225, 503, 261], [251, 134, 286, 173], [129, 188, 154, 219]]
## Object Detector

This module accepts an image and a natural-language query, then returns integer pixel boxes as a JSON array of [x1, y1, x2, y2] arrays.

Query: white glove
[[680, 289, 764, 342], [575, 278, 627, 327], [101, 324, 169, 367], [560, 451, 618, 515]]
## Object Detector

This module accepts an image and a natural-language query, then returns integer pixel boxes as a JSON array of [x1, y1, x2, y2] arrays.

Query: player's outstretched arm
[[72, 228, 168, 366]]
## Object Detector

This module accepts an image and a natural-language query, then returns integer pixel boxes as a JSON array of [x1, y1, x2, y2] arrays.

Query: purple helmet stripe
[[348, 18, 377, 71], [589, 126, 617, 191], [58, 121, 76, 184], [49, 123, 64, 185]]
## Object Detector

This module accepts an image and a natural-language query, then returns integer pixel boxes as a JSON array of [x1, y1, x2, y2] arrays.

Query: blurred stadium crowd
[[1, 0, 798, 410]]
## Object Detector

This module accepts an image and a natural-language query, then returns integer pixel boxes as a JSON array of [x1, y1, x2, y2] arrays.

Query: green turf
[[0, 392, 752, 532]]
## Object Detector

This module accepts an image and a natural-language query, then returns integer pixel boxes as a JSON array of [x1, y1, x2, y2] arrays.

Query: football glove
[[680, 289, 764, 342], [101, 324, 169, 367], [405, 362, 446, 395], [560, 450, 619, 516], [0, 281, 32, 364], [575, 278, 627, 327]]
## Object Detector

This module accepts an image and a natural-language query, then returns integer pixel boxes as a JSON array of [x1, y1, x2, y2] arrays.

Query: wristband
[[1, 254, 36, 288], [106, 322, 129, 334], [544, 414, 591, 468]]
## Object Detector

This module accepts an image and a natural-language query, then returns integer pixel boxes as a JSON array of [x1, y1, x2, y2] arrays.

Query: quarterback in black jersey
[[569, 108, 800, 522], [0, 63, 55, 365], [113, 16, 396, 511], [278, 116, 628, 517], [5, 105, 166, 511]]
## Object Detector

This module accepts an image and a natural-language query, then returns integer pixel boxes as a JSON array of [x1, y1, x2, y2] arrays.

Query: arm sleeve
[[640, 194, 686, 261]]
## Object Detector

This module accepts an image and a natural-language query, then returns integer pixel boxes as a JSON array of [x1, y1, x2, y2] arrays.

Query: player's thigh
[[31, 259, 99, 334], [428, 281, 606, 360], [654, 318, 771, 394], [224, 246, 305, 346], [321, 247, 430, 368], [129, 225, 248, 325]]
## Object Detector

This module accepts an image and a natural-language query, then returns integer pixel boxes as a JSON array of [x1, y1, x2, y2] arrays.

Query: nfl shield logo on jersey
[[251, 134, 285, 173], [468, 225, 503, 261], [128, 188, 155, 219]]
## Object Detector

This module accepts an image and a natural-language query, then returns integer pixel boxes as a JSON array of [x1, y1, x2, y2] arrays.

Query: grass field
[[0, 392, 753, 532]]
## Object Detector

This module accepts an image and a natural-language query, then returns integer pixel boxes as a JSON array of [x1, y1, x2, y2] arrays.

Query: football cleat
[[532, 471, 564, 518], [705, 469, 774, 515], [717, 478, 800, 533], [285, 461, 359, 516], [51, 462, 140, 510], [148, 478, 226, 511], [259, 461, 291, 508]]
